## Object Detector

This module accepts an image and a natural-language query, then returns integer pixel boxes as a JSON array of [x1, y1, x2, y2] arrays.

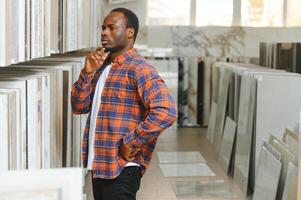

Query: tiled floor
[[85, 127, 249, 200]]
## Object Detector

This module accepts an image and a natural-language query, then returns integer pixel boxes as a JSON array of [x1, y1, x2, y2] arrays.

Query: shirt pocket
[[110, 81, 136, 104]]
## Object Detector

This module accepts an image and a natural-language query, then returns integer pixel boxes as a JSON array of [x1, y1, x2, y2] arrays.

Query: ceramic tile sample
[[271, 139, 295, 200], [171, 180, 236, 199], [253, 145, 282, 200], [159, 163, 215, 177], [0, 168, 83, 200], [214, 68, 232, 151], [254, 74, 301, 174], [233, 74, 256, 195], [0, 79, 27, 170], [203, 58, 216, 126], [207, 102, 217, 144], [283, 128, 299, 161], [261, 140, 281, 160], [0, 93, 9, 170], [282, 162, 298, 200], [218, 117, 237, 174], [187, 58, 198, 125], [157, 151, 206, 164], [299, 110, 301, 200]]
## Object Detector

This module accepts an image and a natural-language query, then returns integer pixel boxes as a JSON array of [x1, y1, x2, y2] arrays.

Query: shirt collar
[[112, 48, 137, 65]]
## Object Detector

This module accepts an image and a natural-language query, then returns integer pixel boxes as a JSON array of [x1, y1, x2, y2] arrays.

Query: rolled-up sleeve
[[71, 70, 93, 114], [123, 66, 178, 148]]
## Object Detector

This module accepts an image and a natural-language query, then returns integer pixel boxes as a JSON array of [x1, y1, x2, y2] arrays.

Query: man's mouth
[[101, 40, 109, 45]]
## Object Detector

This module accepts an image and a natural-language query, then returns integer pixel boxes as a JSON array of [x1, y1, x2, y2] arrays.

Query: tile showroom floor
[[85, 127, 249, 200]]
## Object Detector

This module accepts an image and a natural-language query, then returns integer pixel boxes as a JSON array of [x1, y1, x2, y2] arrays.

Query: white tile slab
[[255, 74, 301, 175], [171, 180, 236, 199], [282, 162, 298, 200], [214, 68, 232, 148], [0, 93, 9, 171], [253, 145, 282, 200], [233, 74, 256, 195], [159, 163, 215, 177], [207, 101, 217, 144], [157, 151, 206, 164], [218, 117, 237, 174], [271, 139, 295, 200]]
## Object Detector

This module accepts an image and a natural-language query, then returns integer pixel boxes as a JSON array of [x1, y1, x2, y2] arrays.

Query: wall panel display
[[0, 0, 102, 67], [0, 79, 27, 170]]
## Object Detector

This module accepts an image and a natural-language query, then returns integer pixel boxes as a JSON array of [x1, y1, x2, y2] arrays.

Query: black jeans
[[92, 166, 141, 200]]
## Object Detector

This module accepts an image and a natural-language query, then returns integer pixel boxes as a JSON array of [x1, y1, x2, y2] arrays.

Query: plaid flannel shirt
[[71, 48, 177, 179]]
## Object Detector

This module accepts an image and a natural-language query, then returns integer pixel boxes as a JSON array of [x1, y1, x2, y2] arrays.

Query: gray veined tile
[[157, 151, 206, 164], [271, 139, 295, 200], [233, 74, 256, 195], [218, 117, 237, 174], [283, 129, 299, 163], [214, 68, 232, 153], [261, 140, 281, 160], [269, 134, 288, 149], [282, 162, 298, 200], [171, 180, 236, 199], [253, 145, 282, 200], [159, 163, 215, 177], [207, 101, 217, 144]]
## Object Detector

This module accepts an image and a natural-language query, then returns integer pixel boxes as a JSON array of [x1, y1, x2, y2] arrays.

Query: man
[[71, 8, 177, 200]]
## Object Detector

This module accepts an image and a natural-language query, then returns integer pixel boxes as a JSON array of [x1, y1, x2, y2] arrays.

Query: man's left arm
[[123, 65, 178, 150]]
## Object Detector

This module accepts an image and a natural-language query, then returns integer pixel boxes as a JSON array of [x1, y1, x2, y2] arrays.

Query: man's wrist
[[82, 68, 94, 76]]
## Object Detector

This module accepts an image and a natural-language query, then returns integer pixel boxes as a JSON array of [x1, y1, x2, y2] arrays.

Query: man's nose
[[101, 28, 109, 37]]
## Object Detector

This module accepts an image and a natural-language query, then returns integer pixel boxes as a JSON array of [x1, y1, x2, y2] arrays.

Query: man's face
[[101, 12, 129, 52]]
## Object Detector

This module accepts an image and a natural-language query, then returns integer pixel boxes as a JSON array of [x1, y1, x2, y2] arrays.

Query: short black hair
[[111, 8, 139, 42]]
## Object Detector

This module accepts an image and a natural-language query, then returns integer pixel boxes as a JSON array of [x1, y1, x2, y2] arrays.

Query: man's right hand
[[83, 48, 110, 75]]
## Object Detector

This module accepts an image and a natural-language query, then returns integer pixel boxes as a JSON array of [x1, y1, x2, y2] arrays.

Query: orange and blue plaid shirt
[[71, 48, 177, 179]]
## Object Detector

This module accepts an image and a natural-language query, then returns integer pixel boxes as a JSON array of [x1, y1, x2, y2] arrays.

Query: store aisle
[[137, 127, 247, 200], [84, 127, 248, 200]]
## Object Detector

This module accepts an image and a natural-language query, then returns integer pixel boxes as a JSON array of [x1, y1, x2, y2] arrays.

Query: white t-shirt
[[87, 64, 139, 170]]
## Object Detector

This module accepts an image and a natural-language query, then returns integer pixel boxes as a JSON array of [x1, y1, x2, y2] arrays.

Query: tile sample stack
[[0, 52, 89, 171], [208, 62, 301, 196], [0, 0, 102, 67]]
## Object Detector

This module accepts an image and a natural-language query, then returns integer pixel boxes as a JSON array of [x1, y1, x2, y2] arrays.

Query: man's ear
[[127, 27, 135, 39]]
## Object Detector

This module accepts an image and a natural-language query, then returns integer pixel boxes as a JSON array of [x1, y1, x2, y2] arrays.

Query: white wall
[[101, 0, 147, 26]]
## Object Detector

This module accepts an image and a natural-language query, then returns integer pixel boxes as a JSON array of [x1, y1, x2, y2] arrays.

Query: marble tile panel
[[233, 74, 256, 195], [253, 145, 282, 200], [171, 26, 246, 57], [207, 102, 217, 144], [218, 117, 237, 174], [203, 57, 216, 125], [147, 26, 173, 48], [261, 140, 281, 160], [282, 162, 298, 200], [0, 93, 9, 171], [272, 140, 295, 200], [159, 163, 215, 177], [283, 128, 299, 161], [171, 180, 236, 199], [157, 151, 206, 164], [214, 68, 232, 152]]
